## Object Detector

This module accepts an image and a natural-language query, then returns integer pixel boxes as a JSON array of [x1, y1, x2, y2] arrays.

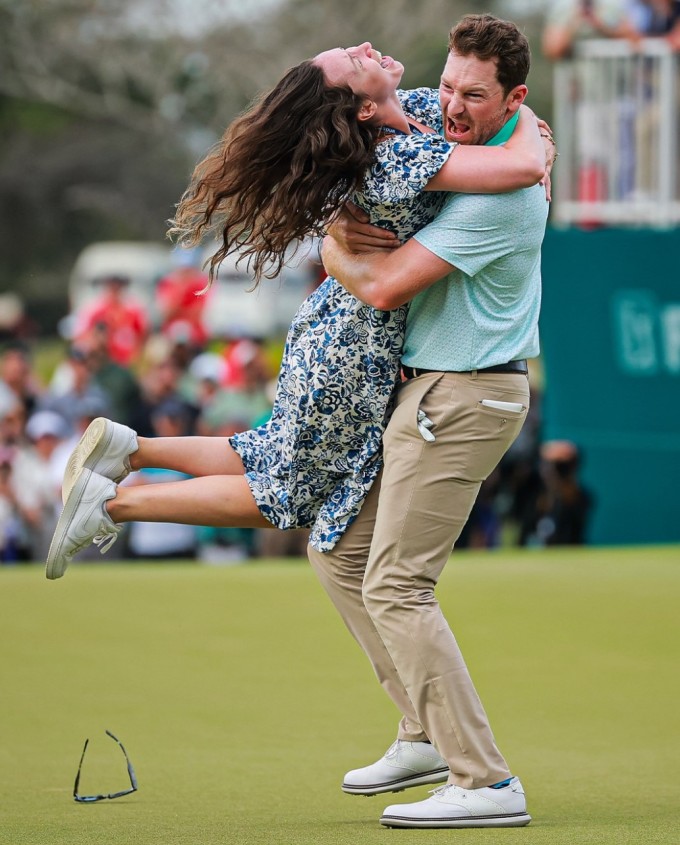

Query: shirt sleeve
[[397, 87, 442, 131], [413, 191, 522, 277], [362, 131, 455, 205]]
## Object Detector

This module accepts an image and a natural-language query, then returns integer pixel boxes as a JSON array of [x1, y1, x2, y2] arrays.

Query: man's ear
[[506, 84, 528, 114], [357, 98, 377, 122]]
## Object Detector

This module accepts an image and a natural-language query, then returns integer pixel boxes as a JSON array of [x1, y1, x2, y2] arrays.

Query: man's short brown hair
[[448, 14, 531, 94]]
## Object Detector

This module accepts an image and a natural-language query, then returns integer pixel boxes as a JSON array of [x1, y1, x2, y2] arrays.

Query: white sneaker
[[63, 417, 138, 503], [342, 740, 448, 796], [46, 468, 122, 580], [380, 776, 531, 828]]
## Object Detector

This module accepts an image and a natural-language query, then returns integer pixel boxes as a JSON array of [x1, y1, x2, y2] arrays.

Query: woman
[[47, 43, 549, 578]]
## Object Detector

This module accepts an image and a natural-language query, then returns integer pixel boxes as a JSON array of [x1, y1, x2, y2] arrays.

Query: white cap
[[189, 352, 225, 383], [26, 410, 68, 441]]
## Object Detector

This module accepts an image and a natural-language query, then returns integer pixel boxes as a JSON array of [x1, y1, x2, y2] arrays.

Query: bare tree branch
[[0, 0, 499, 136]]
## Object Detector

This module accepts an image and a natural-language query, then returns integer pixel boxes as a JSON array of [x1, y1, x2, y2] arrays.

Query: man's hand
[[536, 118, 557, 202], [520, 109, 556, 199], [327, 202, 400, 254], [322, 230, 454, 312]]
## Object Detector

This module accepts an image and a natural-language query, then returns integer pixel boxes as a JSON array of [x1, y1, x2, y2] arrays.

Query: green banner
[[540, 227, 680, 545]]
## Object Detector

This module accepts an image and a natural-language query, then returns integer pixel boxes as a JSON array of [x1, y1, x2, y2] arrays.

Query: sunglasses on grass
[[73, 730, 138, 803]]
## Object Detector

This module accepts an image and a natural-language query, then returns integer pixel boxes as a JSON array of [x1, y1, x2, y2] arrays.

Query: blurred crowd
[[541, 0, 680, 58], [0, 260, 316, 564], [0, 284, 593, 565]]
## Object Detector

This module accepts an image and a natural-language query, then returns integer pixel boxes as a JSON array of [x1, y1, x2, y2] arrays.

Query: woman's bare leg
[[130, 436, 247, 477], [107, 474, 271, 528]]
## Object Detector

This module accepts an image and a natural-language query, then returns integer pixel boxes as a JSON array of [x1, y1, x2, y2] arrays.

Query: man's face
[[439, 51, 526, 146]]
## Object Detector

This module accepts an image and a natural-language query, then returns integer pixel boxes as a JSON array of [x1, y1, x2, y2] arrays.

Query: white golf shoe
[[46, 468, 122, 580], [380, 776, 531, 828], [342, 740, 448, 796], [63, 417, 138, 503]]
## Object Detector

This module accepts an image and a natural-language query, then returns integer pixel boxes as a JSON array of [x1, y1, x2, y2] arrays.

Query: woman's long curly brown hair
[[168, 60, 381, 285]]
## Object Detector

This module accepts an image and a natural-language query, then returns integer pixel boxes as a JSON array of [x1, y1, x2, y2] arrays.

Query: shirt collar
[[484, 110, 520, 146]]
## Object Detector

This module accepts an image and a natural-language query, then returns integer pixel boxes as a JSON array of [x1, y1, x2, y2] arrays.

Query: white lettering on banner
[[612, 291, 659, 376], [661, 305, 680, 375]]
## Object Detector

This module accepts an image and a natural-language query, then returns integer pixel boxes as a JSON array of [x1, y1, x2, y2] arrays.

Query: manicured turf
[[1, 546, 679, 845]]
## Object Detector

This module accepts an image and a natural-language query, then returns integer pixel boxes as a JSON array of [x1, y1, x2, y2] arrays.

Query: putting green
[[1, 545, 678, 844]]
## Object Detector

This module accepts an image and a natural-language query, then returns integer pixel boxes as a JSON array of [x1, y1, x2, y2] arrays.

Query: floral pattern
[[230, 92, 454, 551], [397, 87, 443, 133]]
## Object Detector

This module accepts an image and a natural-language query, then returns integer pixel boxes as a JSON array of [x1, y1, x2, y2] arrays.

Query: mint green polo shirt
[[404, 115, 549, 370]]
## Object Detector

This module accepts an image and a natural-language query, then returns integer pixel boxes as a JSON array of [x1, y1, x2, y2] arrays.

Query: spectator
[[542, 0, 641, 60], [11, 411, 68, 560], [0, 389, 24, 562], [125, 399, 199, 560], [166, 322, 201, 377], [43, 346, 112, 433], [221, 338, 271, 392], [156, 248, 211, 350], [130, 350, 199, 438], [0, 342, 42, 418], [0, 389, 26, 450], [629, 0, 680, 46], [542, 1, 643, 209], [75, 325, 142, 427], [521, 440, 594, 546], [196, 340, 272, 437], [0, 397, 66, 561], [51, 393, 113, 474], [72, 274, 148, 366], [0, 449, 19, 562], [0, 294, 38, 343], [186, 352, 227, 411]]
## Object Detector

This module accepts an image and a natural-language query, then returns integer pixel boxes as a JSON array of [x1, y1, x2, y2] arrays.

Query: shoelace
[[430, 784, 465, 798], [63, 526, 120, 567], [93, 526, 121, 555]]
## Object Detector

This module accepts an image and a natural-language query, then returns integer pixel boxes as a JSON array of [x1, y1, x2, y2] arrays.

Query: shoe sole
[[63, 418, 116, 504], [47, 468, 91, 580], [342, 768, 449, 796], [380, 811, 532, 828]]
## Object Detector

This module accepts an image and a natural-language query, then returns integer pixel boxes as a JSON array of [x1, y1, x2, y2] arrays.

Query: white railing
[[552, 38, 680, 227]]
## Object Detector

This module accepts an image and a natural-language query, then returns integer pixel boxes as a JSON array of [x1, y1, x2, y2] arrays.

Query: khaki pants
[[308, 370, 530, 789]]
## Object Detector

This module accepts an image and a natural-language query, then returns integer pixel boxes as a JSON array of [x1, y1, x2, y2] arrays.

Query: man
[[73, 274, 148, 367], [630, 0, 680, 48], [156, 248, 210, 350], [309, 14, 550, 829], [541, 0, 641, 60], [541, 1, 640, 208]]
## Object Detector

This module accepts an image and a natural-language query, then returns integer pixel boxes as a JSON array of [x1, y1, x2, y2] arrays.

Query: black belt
[[402, 360, 528, 379]]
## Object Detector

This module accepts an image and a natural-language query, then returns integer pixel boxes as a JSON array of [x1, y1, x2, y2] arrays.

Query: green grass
[[1, 546, 679, 845]]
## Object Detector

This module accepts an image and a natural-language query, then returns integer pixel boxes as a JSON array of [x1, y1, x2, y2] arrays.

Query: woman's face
[[314, 42, 403, 104]]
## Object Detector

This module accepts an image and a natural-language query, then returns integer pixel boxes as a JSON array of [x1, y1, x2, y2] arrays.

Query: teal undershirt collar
[[484, 110, 520, 146]]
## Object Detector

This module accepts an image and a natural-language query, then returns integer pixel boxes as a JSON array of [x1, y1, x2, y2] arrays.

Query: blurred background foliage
[[0, 0, 550, 325]]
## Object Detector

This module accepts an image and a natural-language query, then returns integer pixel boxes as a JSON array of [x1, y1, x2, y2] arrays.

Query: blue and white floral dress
[[230, 89, 453, 551]]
